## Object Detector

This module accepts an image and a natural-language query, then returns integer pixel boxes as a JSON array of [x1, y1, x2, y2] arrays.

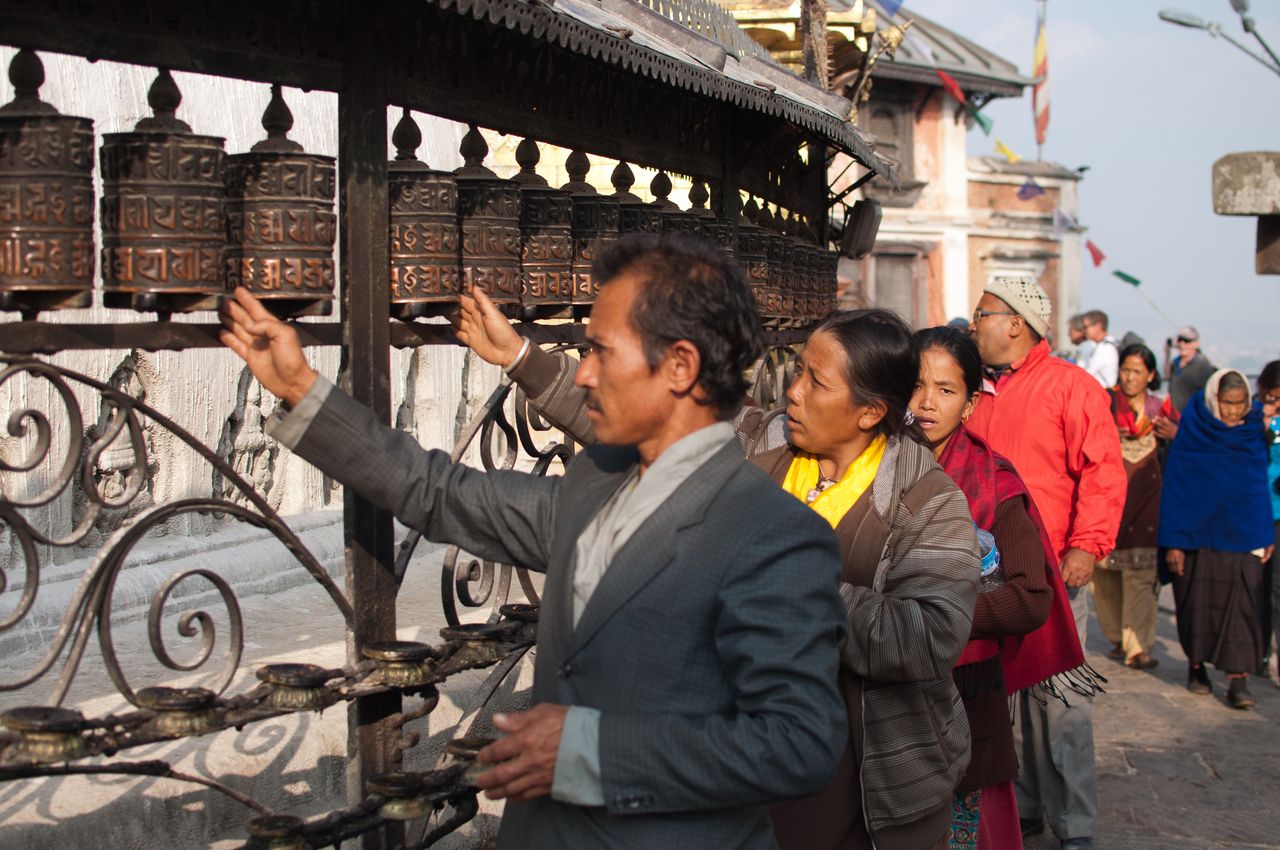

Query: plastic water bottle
[[976, 527, 1004, 591]]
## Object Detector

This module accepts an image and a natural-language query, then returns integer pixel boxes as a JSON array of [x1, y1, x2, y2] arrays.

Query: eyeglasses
[[972, 309, 1017, 323], [1176, 337, 1195, 344]]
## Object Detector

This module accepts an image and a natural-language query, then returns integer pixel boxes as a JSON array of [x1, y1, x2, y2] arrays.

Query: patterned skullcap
[[983, 276, 1052, 339]]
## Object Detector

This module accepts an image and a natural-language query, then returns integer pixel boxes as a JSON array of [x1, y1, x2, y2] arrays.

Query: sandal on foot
[[1228, 677, 1256, 710], [1187, 664, 1212, 695], [1127, 652, 1158, 670]]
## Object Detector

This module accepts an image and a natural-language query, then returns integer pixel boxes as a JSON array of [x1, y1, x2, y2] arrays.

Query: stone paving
[[1025, 589, 1280, 850]]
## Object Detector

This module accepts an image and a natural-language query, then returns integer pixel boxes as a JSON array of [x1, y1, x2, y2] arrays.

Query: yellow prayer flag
[[995, 139, 1022, 164]]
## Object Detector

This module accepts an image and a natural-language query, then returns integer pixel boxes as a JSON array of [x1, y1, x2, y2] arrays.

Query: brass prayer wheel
[[0, 49, 95, 317], [819, 248, 841, 317], [792, 217, 820, 321], [736, 198, 769, 318], [758, 206, 787, 320], [562, 150, 619, 308], [456, 126, 522, 309], [225, 84, 335, 317], [773, 213, 797, 321], [100, 68, 225, 314], [611, 162, 661, 235], [687, 180, 735, 253], [649, 170, 699, 238], [513, 139, 573, 315], [387, 109, 461, 319]]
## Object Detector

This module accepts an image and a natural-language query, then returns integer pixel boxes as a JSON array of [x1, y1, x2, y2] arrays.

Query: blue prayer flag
[[1017, 177, 1045, 200], [880, 0, 904, 16]]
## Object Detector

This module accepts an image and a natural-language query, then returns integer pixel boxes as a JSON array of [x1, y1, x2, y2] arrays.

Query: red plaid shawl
[[939, 426, 1086, 694]]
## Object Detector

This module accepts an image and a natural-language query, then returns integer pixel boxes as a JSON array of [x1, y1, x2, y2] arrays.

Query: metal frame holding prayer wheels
[[0, 0, 893, 846]]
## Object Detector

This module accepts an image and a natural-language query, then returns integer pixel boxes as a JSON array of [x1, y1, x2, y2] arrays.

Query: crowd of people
[[1061, 311, 1278, 709], [218, 233, 1279, 850]]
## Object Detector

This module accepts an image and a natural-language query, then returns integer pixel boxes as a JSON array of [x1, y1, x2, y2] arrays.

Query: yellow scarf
[[782, 434, 887, 528]]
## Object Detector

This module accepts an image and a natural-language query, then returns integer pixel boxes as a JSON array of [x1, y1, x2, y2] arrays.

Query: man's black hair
[[592, 233, 765, 420]]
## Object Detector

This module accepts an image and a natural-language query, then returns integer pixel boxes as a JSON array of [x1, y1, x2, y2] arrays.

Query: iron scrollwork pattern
[[0, 354, 353, 707], [751, 343, 799, 411], [395, 346, 579, 627]]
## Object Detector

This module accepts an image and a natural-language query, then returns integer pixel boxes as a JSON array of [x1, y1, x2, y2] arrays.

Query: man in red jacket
[[967, 276, 1126, 850]]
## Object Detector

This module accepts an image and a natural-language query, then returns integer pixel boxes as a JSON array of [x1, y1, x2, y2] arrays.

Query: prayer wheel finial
[[513, 138, 547, 187], [392, 108, 423, 162], [688, 179, 709, 212], [610, 161, 637, 200], [456, 124, 494, 176], [561, 150, 595, 194], [649, 170, 676, 209], [0, 49, 55, 115], [251, 84, 302, 153], [135, 68, 191, 132]]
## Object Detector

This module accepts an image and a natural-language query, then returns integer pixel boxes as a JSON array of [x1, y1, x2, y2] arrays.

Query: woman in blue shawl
[[1160, 368, 1275, 709]]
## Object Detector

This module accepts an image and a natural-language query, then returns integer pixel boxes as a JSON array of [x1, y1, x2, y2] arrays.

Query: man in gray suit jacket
[[220, 234, 847, 850]]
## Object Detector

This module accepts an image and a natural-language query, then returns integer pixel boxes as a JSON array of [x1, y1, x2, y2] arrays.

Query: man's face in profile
[[575, 272, 676, 446]]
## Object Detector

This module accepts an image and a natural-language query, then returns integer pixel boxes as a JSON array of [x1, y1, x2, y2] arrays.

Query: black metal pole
[[338, 39, 400, 850]]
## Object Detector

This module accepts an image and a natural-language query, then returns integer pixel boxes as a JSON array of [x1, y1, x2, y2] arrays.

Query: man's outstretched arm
[[220, 288, 560, 572]]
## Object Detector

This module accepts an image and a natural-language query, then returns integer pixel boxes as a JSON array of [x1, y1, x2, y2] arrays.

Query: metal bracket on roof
[[828, 168, 877, 207]]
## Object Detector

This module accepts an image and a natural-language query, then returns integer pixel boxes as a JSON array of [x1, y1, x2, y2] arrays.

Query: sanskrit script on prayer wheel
[[562, 151, 619, 308], [611, 162, 661, 236], [100, 68, 225, 313], [758, 205, 786, 320], [817, 247, 840, 318], [687, 179, 735, 254], [649, 170, 699, 240], [455, 126, 522, 309], [0, 49, 95, 316], [386, 109, 463, 314], [225, 85, 335, 317], [736, 198, 769, 317], [513, 139, 573, 315], [388, 109, 460, 319]]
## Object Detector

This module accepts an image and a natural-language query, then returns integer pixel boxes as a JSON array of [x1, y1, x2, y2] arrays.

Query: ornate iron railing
[[399, 351, 579, 628], [0, 352, 552, 848]]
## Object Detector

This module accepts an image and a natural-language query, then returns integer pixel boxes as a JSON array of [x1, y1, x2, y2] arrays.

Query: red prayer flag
[[1085, 240, 1106, 267], [936, 69, 967, 105]]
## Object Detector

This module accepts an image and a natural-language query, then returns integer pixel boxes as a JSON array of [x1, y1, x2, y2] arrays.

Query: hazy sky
[[905, 0, 1280, 370]]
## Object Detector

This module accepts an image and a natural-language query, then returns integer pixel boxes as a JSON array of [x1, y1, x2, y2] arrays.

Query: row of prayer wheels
[[0, 50, 839, 322], [0, 52, 334, 317]]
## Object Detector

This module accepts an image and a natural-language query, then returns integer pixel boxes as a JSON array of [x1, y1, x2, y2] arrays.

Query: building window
[[868, 105, 910, 178], [858, 245, 927, 327], [860, 100, 925, 206]]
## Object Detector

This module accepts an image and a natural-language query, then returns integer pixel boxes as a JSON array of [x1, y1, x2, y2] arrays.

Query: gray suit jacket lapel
[[566, 439, 745, 659], [538, 452, 637, 670]]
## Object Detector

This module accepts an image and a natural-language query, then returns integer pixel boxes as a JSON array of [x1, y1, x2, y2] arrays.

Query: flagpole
[[1131, 286, 1178, 329], [1035, 0, 1048, 161], [1039, 0, 1044, 161]]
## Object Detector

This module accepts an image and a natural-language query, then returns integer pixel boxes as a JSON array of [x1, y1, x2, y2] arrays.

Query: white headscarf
[[1203, 367, 1250, 423]]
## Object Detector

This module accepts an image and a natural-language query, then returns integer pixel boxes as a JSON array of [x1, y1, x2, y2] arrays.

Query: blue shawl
[[1158, 389, 1273, 552]]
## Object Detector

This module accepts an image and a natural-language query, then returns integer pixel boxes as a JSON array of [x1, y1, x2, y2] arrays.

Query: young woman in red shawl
[[912, 326, 1095, 850]]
